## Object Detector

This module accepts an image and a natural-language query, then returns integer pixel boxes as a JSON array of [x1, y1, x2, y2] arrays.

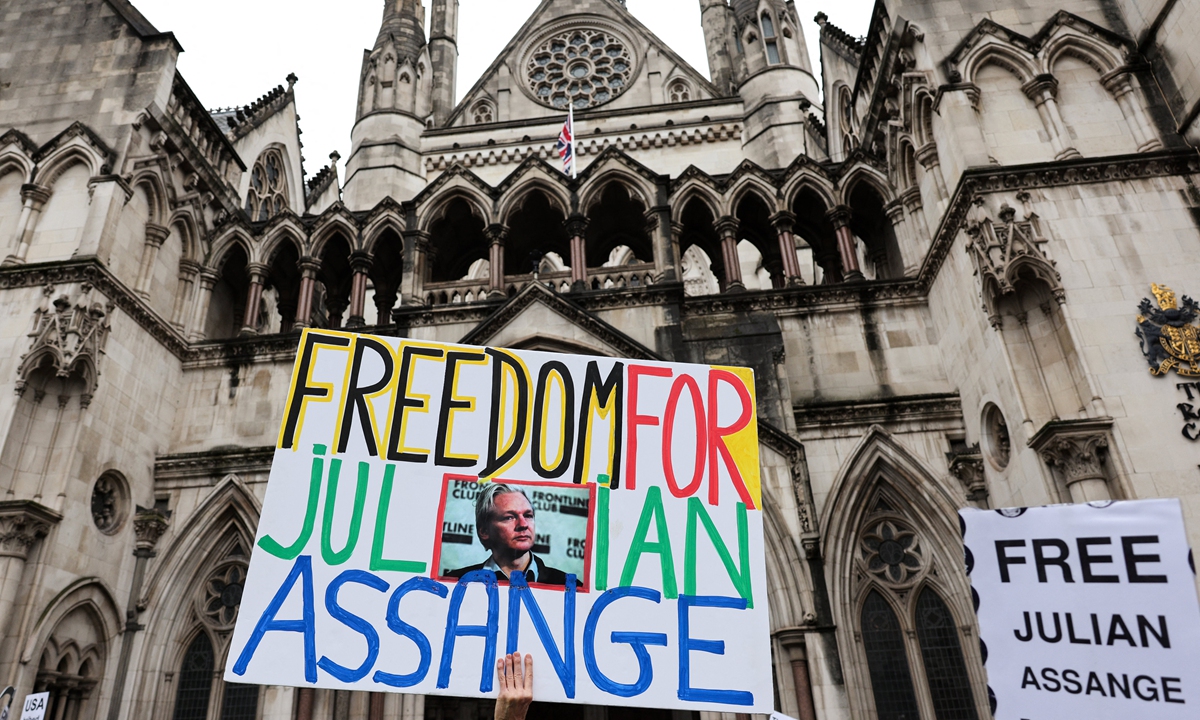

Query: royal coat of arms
[[1136, 284, 1200, 377]]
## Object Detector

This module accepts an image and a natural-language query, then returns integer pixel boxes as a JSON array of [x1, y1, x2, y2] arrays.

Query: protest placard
[[18, 693, 47, 720], [961, 500, 1200, 719], [225, 329, 773, 712]]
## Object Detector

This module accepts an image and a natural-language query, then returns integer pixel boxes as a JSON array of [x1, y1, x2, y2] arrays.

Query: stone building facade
[[0, 0, 1198, 718]]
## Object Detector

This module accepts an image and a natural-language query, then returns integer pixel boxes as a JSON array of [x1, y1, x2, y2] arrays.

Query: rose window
[[527, 29, 633, 110], [197, 561, 247, 631], [861, 520, 923, 584]]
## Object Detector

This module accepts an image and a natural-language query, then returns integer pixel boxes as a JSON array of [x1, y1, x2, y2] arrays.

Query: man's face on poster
[[481, 492, 536, 556]]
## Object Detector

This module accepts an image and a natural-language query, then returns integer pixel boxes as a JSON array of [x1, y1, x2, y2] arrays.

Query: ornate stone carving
[[947, 445, 988, 505], [132, 505, 171, 552], [0, 501, 62, 559], [196, 560, 248, 632], [91, 473, 129, 535], [965, 195, 1063, 328], [524, 27, 634, 110], [1029, 418, 1116, 501], [15, 283, 113, 396], [860, 519, 923, 585]]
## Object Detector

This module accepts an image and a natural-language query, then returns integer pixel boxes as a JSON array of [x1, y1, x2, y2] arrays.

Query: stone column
[[774, 628, 818, 720], [899, 186, 931, 245], [770, 211, 804, 286], [914, 142, 949, 201], [565, 214, 588, 291], [188, 270, 220, 342], [170, 260, 200, 331], [347, 252, 373, 328], [105, 505, 171, 720], [134, 224, 171, 298], [239, 263, 269, 336], [0, 501, 60, 645], [714, 216, 745, 292], [400, 230, 428, 309], [3, 184, 51, 265], [648, 204, 677, 283], [1036, 431, 1112, 503], [292, 257, 322, 331], [486, 225, 508, 299], [1101, 69, 1164, 152], [932, 84, 991, 176], [826, 206, 863, 282], [884, 200, 916, 276], [294, 688, 315, 720], [1023, 75, 1080, 161]]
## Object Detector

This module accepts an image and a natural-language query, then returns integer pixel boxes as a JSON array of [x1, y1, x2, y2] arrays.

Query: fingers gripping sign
[[495, 653, 534, 720]]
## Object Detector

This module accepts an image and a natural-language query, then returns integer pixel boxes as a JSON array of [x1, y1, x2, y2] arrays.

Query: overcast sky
[[133, 0, 873, 181]]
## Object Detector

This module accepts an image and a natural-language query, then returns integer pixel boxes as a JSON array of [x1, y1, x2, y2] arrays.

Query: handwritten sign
[[961, 500, 1200, 719], [225, 330, 773, 712]]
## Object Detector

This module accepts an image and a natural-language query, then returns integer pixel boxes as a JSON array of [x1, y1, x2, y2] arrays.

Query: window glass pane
[[220, 682, 260, 720], [861, 591, 921, 720], [761, 14, 776, 39], [172, 633, 214, 720], [916, 588, 979, 720], [766, 41, 781, 65]]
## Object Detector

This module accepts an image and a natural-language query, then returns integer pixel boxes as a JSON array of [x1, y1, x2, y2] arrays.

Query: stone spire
[[429, 0, 459, 127], [376, 0, 426, 60]]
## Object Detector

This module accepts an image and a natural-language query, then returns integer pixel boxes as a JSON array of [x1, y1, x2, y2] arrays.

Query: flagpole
[[569, 104, 577, 179]]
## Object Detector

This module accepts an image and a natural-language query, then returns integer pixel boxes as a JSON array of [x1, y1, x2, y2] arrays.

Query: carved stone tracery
[[15, 283, 113, 398], [964, 194, 1063, 328], [0, 501, 62, 559]]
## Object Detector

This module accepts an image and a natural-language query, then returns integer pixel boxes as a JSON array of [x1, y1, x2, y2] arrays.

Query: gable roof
[[447, 0, 718, 126], [460, 282, 662, 361]]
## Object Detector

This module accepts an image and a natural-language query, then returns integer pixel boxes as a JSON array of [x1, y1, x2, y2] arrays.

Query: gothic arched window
[[861, 591, 921, 720], [668, 80, 691, 103], [761, 13, 781, 64], [171, 537, 260, 719], [916, 588, 980, 719], [172, 633, 214, 720], [245, 149, 289, 223], [472, 101, 494, 124], [853, 494, 981, 719]]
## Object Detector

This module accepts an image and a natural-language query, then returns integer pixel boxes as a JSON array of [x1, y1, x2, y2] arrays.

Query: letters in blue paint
[[233, 555, 318, 683], [677, 594, 754, 706], [437, 570, 500, 692], [506, 571, 577, 698], [583, 586, 668, 697], [374, 577, 449, 687], [318, 570, 390, 682]]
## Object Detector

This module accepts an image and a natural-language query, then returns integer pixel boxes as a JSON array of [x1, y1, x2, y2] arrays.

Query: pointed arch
[[204, 228, 254, 271], [257, 219, 307, 266], [168, 209, 202, 264], [836, 164, 895, 207], [725, 173, 780, 218], [497, 177, 571, 224], [959, 36, 1038, 86], [417, 184, 494, 233], [0, 145, 34, 183], [669, 178, 722, 225], [130, 170, 170, 226], [822, 426, 986, 720], [131, 477, 261, 716], [1039, 28, 1124, 77], [34, 142, 103, 187], [309, 212, 360, 259], [362, 208, 406, 254], [782, 172, 837, 212], [578, 166, 655, 215]]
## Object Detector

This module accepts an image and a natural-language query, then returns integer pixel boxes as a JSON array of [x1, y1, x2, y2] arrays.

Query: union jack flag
[[556, 105, 576, 178]]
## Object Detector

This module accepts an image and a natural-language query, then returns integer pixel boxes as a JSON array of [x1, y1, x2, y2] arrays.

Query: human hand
[[494, 652, 533, 720]]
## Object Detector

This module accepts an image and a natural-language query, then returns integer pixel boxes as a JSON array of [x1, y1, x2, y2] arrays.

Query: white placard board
[[18, 693, 47, 720], [225, 330, 773, 712], [961, 500, 1200, 719]]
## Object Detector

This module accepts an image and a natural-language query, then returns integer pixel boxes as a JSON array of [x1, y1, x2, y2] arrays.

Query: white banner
[[224, 331, 773, 712], [18, 693, 47, 720], [961, 500, 1200, 719]]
